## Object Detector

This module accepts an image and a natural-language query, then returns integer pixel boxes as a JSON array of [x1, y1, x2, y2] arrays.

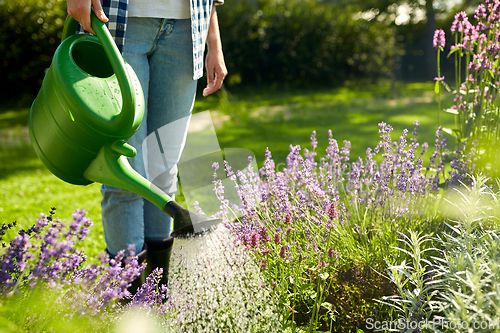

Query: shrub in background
[[218, 0, 395, 87], [0, 0, 66, 104], [1, 0, 399, 101]]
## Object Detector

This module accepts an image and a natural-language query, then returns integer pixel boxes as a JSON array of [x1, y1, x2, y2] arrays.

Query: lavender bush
[[0, 208, 145, 331], [0, 122, 475, 332], [0, 208, 281, 332], [212, 122, 474, 331]]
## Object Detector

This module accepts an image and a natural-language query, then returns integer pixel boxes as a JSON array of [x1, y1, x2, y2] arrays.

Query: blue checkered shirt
[[83, 0, 223, 80]]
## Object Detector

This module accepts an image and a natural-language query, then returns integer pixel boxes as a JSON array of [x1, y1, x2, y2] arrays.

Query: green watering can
[[28, 12, 220, 237]]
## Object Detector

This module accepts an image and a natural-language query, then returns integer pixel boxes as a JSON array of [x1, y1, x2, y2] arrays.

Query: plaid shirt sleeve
[[101, 0, 128, 52], [190, 0, 214, 80], [79, 0, 218, 80]]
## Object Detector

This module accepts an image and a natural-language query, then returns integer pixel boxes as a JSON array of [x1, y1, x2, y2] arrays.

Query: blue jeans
[[101, 17, 198, 255]]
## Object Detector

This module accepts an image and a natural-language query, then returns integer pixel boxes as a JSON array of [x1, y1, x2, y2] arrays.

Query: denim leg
[[101, 17, 153, 256], [100, 17, 197, 255], [144, 19, 198, 241]]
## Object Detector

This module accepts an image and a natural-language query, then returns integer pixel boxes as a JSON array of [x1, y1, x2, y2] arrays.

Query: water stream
[[163, 225, 282, 332]]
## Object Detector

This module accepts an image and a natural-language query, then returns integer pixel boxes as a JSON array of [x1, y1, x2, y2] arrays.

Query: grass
[[0, 80, 454, 261]]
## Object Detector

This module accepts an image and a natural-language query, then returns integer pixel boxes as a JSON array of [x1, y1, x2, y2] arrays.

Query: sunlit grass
[[214, 81, 455, 166]]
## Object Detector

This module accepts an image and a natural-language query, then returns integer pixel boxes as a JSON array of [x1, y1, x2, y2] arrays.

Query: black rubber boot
[[144, 237, 174, 287]]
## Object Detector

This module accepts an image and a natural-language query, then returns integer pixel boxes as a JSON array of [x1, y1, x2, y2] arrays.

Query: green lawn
[[0, 81, 455, 259], [212, 82, 455, 165]]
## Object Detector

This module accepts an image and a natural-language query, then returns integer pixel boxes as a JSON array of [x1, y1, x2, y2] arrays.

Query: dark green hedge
[[217, 0, 395, 87], [0, 0, 66, 104], [0, 0, 398, 101]]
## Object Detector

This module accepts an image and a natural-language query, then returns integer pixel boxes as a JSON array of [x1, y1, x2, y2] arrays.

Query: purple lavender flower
[[131, 267, 165, 305], [250, 231, 260, 248], [475, 4, 487, 19], [224, 160, 236, 181], [279, 246, 287, 259], [274, 232, 281, 245], [259, 226, 270, 243], [451, 11, 468, 33], [311, 130, 318, 150], [260, 247, 271, 255], [327, 202, 338, 220], [433, 29, 446, 49]]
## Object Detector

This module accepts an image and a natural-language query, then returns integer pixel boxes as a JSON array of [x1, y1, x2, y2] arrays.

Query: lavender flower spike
[[433, 29, 445, 50]]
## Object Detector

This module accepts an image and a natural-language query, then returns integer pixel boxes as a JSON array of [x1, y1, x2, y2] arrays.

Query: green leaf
[[442, 127, 453, 135], [299, 283, 316, 291], [320, 302, 333, 310], [434, 80, 440, 94], [440, 80, 453, 92], [0, 317, 20, 333], [447, 46, 461, 58], [442, 127, 460, 137], [443, 108, 459, 115]]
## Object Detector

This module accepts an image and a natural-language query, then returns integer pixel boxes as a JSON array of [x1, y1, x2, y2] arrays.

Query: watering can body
[[29, 15, 144, 185], [29, 13, 221, 237]]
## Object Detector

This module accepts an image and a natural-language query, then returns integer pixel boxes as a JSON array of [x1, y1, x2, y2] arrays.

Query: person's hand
[[202, 5, 227, 97], [203, 48, 227, 97], [67, 0, 108, 35]]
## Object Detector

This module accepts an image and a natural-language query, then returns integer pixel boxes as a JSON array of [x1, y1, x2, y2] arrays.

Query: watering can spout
[[83, 140, 221, 237]]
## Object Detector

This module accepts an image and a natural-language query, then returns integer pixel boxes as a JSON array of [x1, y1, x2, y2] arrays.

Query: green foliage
[[377, 176, 500, 332], [0, 0, 449, 100], [218, 0, 395, 87], [0, 0, 66, 103], [377, 231, 442, 326], [0, 286, 115, 332]]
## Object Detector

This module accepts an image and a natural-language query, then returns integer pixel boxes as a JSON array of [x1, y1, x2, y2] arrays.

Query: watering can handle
[[61, 11, 136, 132]]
